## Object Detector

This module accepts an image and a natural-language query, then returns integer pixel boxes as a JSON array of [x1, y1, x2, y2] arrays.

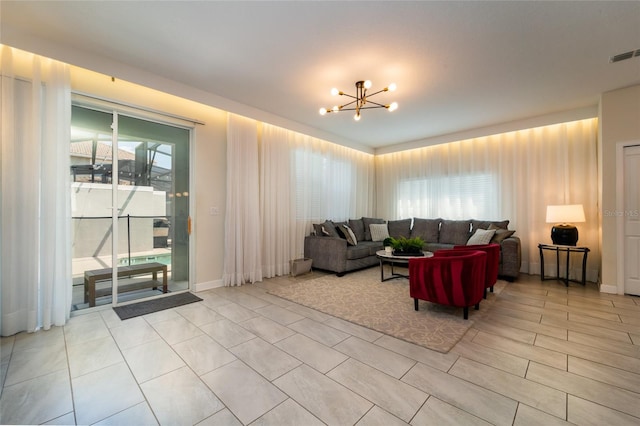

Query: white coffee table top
[[376, 250, 433, 260]]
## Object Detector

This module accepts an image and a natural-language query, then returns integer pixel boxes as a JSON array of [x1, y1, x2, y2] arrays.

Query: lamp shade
[[546, 204, 585, 246], [546, 204, 585, 224]]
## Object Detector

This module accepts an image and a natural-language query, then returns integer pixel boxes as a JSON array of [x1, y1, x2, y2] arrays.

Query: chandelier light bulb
[[364, 80, 372, 89], [388, 102, 398, 112], [330, 88, 339, 96], [332, 105, 339, 112], [319, 107, 327, 115], [354, 112, 361, 121], [388, 83, 397, 92]]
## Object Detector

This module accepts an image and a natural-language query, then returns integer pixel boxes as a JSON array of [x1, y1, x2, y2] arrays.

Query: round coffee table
[[375, 250, 433, 282]]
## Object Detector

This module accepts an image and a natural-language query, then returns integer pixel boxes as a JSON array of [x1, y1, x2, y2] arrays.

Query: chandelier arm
[[363, 100, 389, 108], [357, 105, 388, 110], [339, 93, 358, 100], [339, 99, 358, 109], [364, 89, 386, 97]]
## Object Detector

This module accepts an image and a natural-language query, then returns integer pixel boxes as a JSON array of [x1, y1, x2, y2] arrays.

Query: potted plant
[[388, 236, 425, 256], [383, 237, 394, 254]]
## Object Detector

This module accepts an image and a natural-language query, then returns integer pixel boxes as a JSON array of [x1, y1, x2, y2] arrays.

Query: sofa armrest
[[304, 235, 348, 273], [499, 236, 521, 279]]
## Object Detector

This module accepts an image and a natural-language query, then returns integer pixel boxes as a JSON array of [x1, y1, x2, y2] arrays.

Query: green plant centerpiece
[[387, 236, 424, 256]]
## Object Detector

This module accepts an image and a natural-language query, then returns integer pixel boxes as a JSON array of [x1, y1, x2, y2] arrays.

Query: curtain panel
[[375, 118, 599, 281], [223, 114, 262, 286], [260, 123, 374, 278], [1, 46, 72, 336], [224, 116, 375, 284]]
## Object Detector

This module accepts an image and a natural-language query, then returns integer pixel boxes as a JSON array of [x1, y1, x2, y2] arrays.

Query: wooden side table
[[538, 244, 590, 286]]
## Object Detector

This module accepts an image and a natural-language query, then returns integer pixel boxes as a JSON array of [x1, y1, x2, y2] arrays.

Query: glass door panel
[[70, 107, 116, 310], [70, 106, 190, 310], [116, 115, 190, 304]]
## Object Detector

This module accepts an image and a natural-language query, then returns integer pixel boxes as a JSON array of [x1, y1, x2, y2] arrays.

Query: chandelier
[[319, 80, 398, 121]]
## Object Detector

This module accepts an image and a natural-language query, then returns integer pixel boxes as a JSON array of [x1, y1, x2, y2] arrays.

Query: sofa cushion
[[370, 223, 390, 241], [488, 224, 516, 243], [345, 244, 371, 260], [466, 228, 496, 245], [362, 217, 385, 241], [411, 218, 441, 243], [388, 218, 412, 238], [472, 219, 509, 232], [349, 218, 366, 242], [439, 220, 471, 245]]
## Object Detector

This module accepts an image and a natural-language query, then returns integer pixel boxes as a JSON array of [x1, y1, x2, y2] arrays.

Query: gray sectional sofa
[[303, 217, 521, 280]]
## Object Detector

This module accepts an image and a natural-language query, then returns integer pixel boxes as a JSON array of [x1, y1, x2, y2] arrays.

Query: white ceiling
[[2, 1, 639, 150]]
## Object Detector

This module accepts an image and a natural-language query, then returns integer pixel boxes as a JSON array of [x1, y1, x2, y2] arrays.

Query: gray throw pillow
[[349, 218, 366, 242], [388, 218, 412, 238], [411, 218, 441, 242], [439, 220, 472, 245], [362, 217, 385, 241]]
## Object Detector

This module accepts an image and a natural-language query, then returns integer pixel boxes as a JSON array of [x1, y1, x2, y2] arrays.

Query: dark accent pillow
[[349, 218, 366, 242], [312, 223, 324, 236], [321, 220, 340, 238], [472, 219, 509, 232], [489, 224, 516, 243], [339, 224, 358, 246], [411, 218, 441, 242], [362, 217, 385, 241], [388, 218, 412, 238], [439, 220, 472, 245], [333, 221, 348, 239]]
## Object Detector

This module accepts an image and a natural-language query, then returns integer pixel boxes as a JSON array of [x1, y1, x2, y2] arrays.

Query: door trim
[[615, 140, 640, 295]]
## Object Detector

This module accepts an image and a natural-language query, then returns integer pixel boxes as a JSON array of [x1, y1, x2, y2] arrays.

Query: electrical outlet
[[210, 206, 220, 216]]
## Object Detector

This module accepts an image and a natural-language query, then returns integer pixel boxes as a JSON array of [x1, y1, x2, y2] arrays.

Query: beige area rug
[[268, 266, 505, 353]]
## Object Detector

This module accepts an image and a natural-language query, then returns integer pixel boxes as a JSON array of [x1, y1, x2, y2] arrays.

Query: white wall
[[599, 84, 640, 293]]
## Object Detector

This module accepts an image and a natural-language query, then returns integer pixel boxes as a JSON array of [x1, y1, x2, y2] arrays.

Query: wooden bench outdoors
[[84, 262, 168, 307]]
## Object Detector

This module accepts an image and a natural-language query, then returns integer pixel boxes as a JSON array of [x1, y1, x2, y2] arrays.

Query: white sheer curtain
[[1, 45, 72, 336], [223, 114, 262, 285], [260, 123, 374, 278], [376, 118, 599, 281]]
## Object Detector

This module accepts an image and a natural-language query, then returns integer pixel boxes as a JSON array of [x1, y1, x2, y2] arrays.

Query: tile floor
[[1, 272, 639, 425]]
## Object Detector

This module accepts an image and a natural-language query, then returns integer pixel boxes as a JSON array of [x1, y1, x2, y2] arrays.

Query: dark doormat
[[113, 292, 203, 320]]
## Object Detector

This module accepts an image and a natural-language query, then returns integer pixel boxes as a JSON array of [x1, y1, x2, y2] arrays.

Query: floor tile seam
[[451, 341, 529, 377], [448, 356, 569, 417], [566, 315, 638, 334], [540, 317, 634, 339], [480, 314, 551, 338], [326, 364, 425, 424], [566, 356, 640, 394], [472, 329, 568, 367], [534, 335, 640, 371], [526, 361, 640, 414], [404, 362, 521, 424], [369, 334, 454, 368], [331, 354, 420, 393], [567, 395, 640, 422], [270, 364, 373, 425], [543, 304, 623, 322], [567, 332, 638, 357], [331, 342, 418, 379], [61, 324, 80, 426]]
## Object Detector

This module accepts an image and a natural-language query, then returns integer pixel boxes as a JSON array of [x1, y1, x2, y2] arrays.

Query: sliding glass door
[[70, 104, 191, 310]]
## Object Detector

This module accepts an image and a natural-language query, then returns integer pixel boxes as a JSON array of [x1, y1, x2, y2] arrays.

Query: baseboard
[[598, 283, 618, 294], [194, 279, 224, 292]]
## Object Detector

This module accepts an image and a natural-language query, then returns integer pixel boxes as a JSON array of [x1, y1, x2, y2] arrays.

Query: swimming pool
[[118, 253, 171, 266]]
